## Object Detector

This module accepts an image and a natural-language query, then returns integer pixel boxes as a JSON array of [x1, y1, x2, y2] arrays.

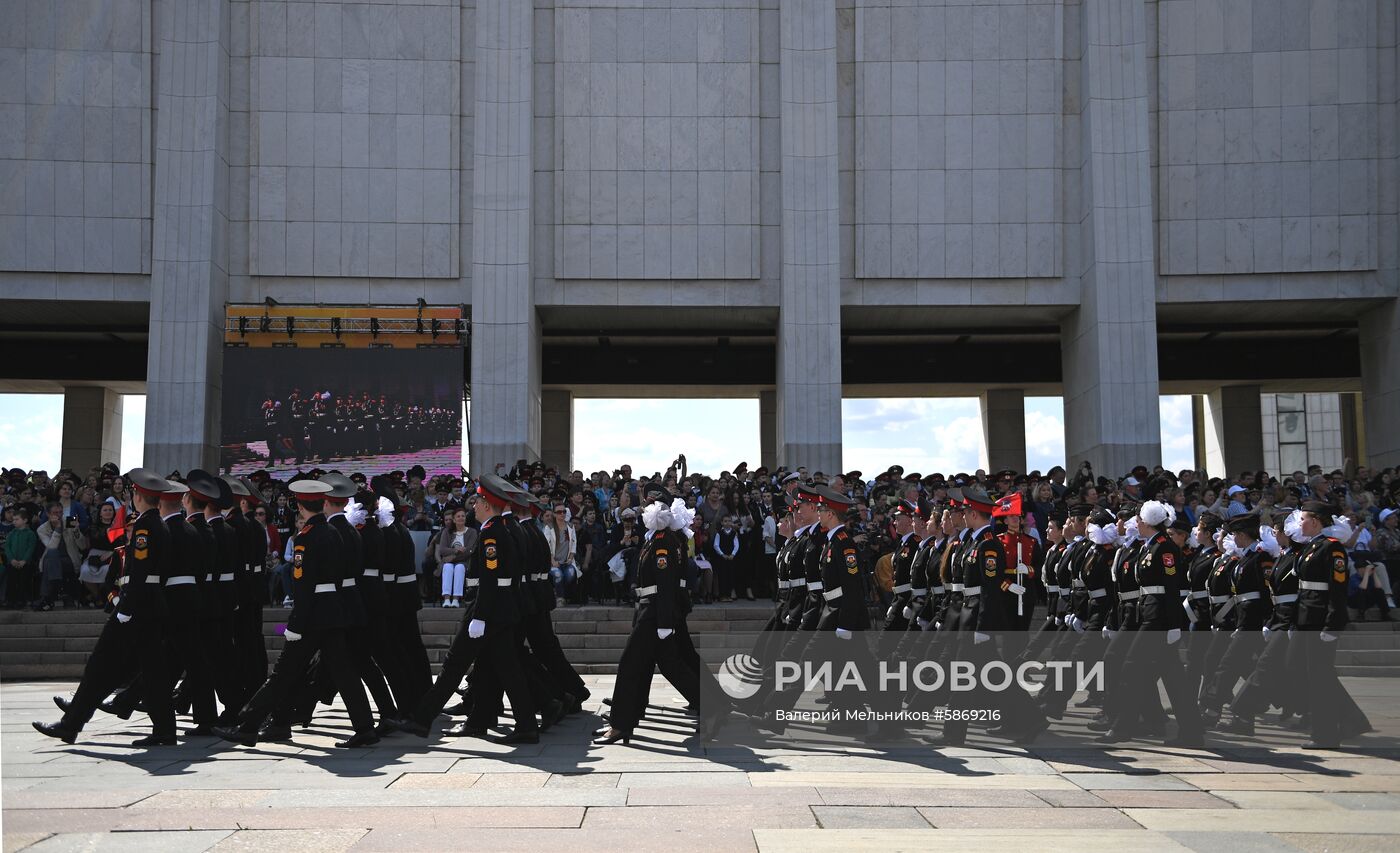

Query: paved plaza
[[3, 677, 1399, 853]]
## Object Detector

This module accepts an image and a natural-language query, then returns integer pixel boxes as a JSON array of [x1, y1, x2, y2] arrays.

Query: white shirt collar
[[970, 523, 991, 539]]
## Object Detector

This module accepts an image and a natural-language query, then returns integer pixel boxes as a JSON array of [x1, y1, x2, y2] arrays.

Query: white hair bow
[[375, 496, 395, 527], [345, 499, 368, 527]]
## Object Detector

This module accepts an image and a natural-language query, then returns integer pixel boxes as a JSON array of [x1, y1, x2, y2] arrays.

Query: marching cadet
[[1017, 510, 1069, 665], [375, 477, 432, 710], [36, 469, 175, 746], [220, 477, 269, 704], [1097, 500, 1204, 747], [185, 470, 244, 723], [1224, 511, 1305, 735], [352, 485, 413, 728], [1200, 512, 1273, 727], [214, 480, 379, 748], [1285, 501, 1361, 749], [1184, 512, 1225, 696], [903, 503, 938, 633], [1038, 506, 1116, 718], [402, 475, 539, 744], [201, 473, 246, 715], [513, 491, 587, 708], [993, 493, 1038, 646], [933, 487, 1045, 746], [883, 501, 920, 632]]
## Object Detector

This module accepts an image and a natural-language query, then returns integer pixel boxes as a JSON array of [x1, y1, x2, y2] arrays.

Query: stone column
[[775, 0, 842, 475], [981, 389, 1027, 473], [468, 0, 541, 472], [1360, 298, 1400, 468], [540, 390, 573, 472], [143, 0, 232, 474], [1203, 385, 1264, 479], [759, 389, 777, 471], [61, 387, 125, 472], [1060, 0, 1162, 478]]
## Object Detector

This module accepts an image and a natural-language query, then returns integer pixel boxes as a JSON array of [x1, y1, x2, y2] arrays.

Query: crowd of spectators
[[2, 457, 1396, 620]]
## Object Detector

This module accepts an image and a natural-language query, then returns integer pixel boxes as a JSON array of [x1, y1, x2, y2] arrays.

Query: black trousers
[[608, 617, 700, 731], [1187, 624, 1227, 700], [457, 623, 540, 733], [466, 627, 555, 729], [1201, 628, 1264, 712], [1037, 624, 1105, 713], [523, 609, 587, 699], [1230, 629, 1292, 718], [242, 628, 374, 735], [61, 617, 174, 737], [1112, 629, 1203, 739], [237, 598, 268, 699], [388, 605, 432, 709], [200, 613, 243, 717], [113, 609, 218, 726], [1285, 630, 1348, 745], [410, 612, 481, 728], [942, 632, 1042, 742]]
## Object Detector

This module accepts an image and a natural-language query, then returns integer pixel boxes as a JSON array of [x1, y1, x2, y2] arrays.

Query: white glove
[[1287, 628, 1295, 640], [1262, 626, 1271, 640], [933, 620, 941, 631], [886, 606, 897, 621], [834, 628, 853, 640], [1008, 583, 1026, 595], [283, 628, 302, 642], [1070, 616, 1085, 633], [1102, 627, 1116, 639], [1166, 628, 1182, 645], [116, 612, 132, 624], [468, 619, 485, 639], [902, 605, 914, 620], [917, 619, 931, 631], [973, 631, 990, 644], [657, 628, 674, 640], [1053, 616, 1062, 627], [1319, 631, 1338, 643]]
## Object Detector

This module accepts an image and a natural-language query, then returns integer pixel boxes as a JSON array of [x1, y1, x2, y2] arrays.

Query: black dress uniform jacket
[[1295, 535, 1350, 630], [471, 515, 521, 626], [328, 513, 367, 627], [287, 514, 346, 633], [1136, 531, 1185, 630], [636, 529, 687, 630], [816, 526, 869, 631], [119, 508, 170, 621]]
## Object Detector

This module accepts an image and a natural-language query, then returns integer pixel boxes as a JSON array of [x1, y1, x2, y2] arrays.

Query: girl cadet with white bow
[[1094, 499, 1206, 748], [595, 492, 703, 745]]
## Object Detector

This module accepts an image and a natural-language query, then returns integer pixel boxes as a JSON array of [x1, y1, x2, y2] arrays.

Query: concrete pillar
[[775, 1, 842, 475], [759, 389, 777, 470], [980, 389, 1027, 473], [468, 0, 540, 472], [540, 390, 573, 472], [143, 0, 231, 474], [1203, 385, 1264, 479], [1060, 0, 1162, 478], [61, 387, 124, 473], [1191, 395, 1208, 473], [1360, 297, 1400, 468]]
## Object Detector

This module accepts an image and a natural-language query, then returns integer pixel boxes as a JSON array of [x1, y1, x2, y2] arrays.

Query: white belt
[[116, 575, 129, 587], [341, 578, 357, 588], [246, 563, 255, 573], [1190, 590, 1209, 599], [466, 578, 480, 587], [1273, 593, 1298, 603], [219, 572, 235, 582], [397, 574, 417, 583], [1089, 588, 1107, 599], [1046, 584, 1060, 593], [823, 588, 844, 601], [679, 579, 687, 589], [635, 584, 658, 597], [314, 583, 337, 593], [382, 573, 396, 582], [788, 579, 805, 588], [363, 569, 380, 577], [1299, 580, 1328, 591], [144, 575, 161, 584], [496, 578, 512, 587], [1209, 594, 1232, 604], [962, 587, 981, 597], [1235, 591, 1261, 602], [532, 572, 549, 581], [1118, 589, 1141, 600], [204, 574, 213, 582], [807, 581, 823, 591], [1072, 579, 1086, 588], [893, 583, 912, 594], [1179, 589, 1191, 597], [776, 579, 789, 589], [252, 566, 262, 574], [932, 585, 945, 594], [950, 583, 965, 592], [1140, 585, 1166, 595], [912, 587, 928, 595], [165, 576, 196, 586]]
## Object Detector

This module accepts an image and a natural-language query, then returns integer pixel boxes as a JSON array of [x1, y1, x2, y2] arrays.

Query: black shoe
[[374, 718, 401, 737], [539, 699, 566, 733], [32, 721, 77, 744], [561, 692, 582, 716], [497, 728, 540, 745], [441, 701, 469, 716], [213, 726, 258, 747], [98, 700, 132, 721], [399, 720, 431, 738], [187, 725, 217, 737], [132, 733, 177, 747], [922, 733, 964, 747], [1217, 716, 1255, 736], [258, 724, 293, 741], [52, 696, 71, 713], [1074, 694, 1102, 708], [1086, 718, 1113, 732], [442, 723, 489, 738], [593, 727, 632, 745], [336, 732, 380, 748]]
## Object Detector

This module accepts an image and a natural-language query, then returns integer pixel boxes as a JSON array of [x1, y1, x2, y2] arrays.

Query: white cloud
[[0, 394, 64, 472], [1159, 395, 1195, 473], [573, 398, 760, 476], [121, 395, 146, 469], [1025, 397, 1066, 472], [842, 398, 987, 475]]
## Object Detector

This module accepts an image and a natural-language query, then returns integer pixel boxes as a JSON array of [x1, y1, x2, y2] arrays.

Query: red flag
[[107, 504, 127, 543], [991, 493, 1022, 518]]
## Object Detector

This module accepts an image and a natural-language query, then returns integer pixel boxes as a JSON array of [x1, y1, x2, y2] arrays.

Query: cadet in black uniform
[[219, 476, 266, 705], [374, 477, 432, 709], [883, 501, 919, 632], [214, 480, 378, 748], [36, 469, 175, 746], [401, 475, 539, 744], [1224, 510, 1304, 735], [1098, 500, 1204, 747], [596, 492, 703, 744], [195, 472, 245, 719], [1201, 512, 1273, 726]]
